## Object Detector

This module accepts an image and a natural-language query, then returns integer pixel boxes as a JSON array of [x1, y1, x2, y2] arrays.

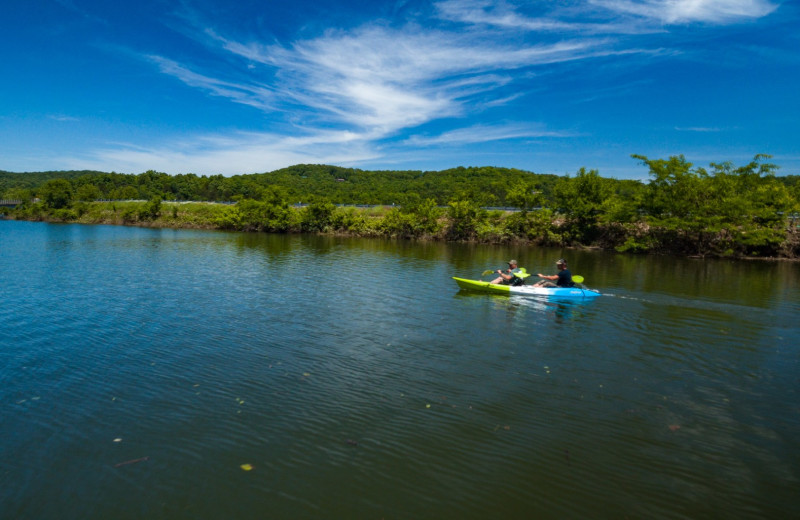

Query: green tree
[[506, 181, 543, 211], [552, 168, 613, 242], [300, 199, 336, 232], [2, 187, 32, 202], [139, 196, 162, 220], [706, 155, 793, 255], [38, 179, 74, 209], [75, 184, 101, 201], [446, 199, 486, 240], [632, 153, 792, 256], [110, 185, 140, 200], [635, 154, 707, 221]]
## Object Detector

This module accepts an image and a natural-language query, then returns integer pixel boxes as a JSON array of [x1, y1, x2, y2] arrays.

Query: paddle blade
[[572, 275, 584, 283]]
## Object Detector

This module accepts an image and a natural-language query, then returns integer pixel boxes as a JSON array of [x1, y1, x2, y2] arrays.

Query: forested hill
[[0, 170, 107, 189], [2, 160, 798, 209], [1, 165, 565, 206], [4, 156, 800, 258]]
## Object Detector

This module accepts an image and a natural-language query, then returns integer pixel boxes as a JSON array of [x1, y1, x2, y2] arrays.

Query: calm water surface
[[1, 220, 798, 519]]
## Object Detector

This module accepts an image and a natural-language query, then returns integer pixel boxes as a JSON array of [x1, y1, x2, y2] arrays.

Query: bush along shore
[[3, 154, 799, 259]]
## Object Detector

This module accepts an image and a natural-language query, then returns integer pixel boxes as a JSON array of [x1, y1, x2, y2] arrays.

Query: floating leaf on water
[[303, 373, 310, 377], [669, 424, 681, 432], [240, 464, 254, 471], [426, 404, 431, 408], [113, 438, 122, 443]]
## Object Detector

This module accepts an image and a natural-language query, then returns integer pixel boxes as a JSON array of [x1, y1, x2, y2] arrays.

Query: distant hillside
[[5, 156, 798, 259], [0, 170, 108, 190], [0, 165, 564, 206], [3, 163, 796, 209]]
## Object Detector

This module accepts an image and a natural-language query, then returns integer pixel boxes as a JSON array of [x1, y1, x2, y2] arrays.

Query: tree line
[[0, 165, 563, 206], [3, 155, 799, 258]]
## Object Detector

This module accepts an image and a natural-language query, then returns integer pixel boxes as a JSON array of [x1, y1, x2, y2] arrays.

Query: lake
[[1, 220, 798, 519]]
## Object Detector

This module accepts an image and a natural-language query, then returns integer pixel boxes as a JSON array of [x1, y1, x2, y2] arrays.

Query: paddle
[[482, 268, 531, 279], [483, 267, 583, 283]]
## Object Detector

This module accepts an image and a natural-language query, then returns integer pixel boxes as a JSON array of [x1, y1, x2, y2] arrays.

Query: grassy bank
[[4, 154, 800, 258], [7, 199, 799, 259]]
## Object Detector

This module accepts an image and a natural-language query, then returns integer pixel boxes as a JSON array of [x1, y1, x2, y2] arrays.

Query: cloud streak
[[589, 0, 778, 24], [80, 0, 782, 174], [675, 126, 725, 132], [148, 55, 276, 112], [150, 14, 646, 156], [434, 0, 659, 34], [407, 123, 575, 146], [66, 129, 383, 175]]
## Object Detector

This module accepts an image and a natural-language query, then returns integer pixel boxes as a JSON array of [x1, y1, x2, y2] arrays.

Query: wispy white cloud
[[435, 0, 778, 34], [435, 0, 585, 31], [48, 114, 80, 122], [154, 21, 633, 142], [156, 1, 770, 155], [65, 122, 571, 175], [148, 55, 276, 111], [65, 129, 382, 175], [675, 126, 725, 132], [407, 123, 574, 146], [434, 0, 659, 34], [84, 0, 782, 175], [589, 0, 778, 24]]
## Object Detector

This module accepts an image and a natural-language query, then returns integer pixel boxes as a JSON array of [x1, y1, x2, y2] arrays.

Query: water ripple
[[2, 222, 798, 519]]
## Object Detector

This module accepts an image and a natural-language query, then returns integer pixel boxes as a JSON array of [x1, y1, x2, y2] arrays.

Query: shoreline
[[5, 209, 798, 262]]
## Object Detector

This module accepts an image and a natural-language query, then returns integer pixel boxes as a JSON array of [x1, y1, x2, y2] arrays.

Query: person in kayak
[[533, 258, 574, 287], [491, 259, 524, 285]]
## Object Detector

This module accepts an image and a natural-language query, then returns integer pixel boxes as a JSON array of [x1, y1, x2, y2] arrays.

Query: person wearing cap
[[533, 259, 574, 287], [491, 259, 523, 285]]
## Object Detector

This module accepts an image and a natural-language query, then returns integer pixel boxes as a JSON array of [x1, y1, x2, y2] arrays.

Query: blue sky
[[1, 0, 798, 179]]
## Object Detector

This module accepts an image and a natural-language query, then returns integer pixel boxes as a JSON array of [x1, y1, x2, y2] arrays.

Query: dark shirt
[[504, 267, 523, 285], [556, 269, 574, 287]]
